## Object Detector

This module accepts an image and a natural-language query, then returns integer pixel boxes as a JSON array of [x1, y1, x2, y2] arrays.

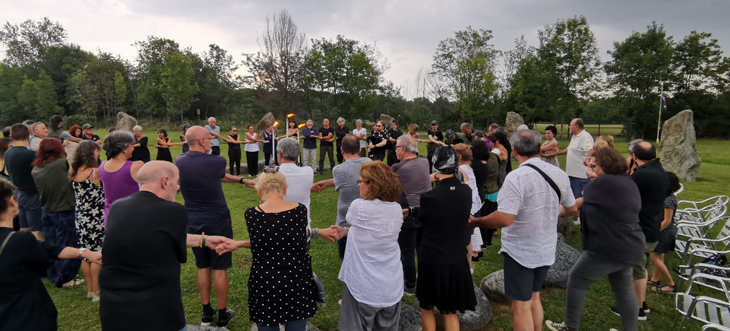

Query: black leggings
[[246, 151, 259, 176], [228, 147, 241, 175]]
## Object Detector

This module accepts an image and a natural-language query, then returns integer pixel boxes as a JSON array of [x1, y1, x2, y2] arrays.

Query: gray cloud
[[2, 0, 728, 93]]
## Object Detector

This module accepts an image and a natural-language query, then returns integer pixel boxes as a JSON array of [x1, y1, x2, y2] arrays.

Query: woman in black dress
[[225, 126, 242, 175], [244, 170, 317, 331], [131, 125, 150, 163], [181, 124, 191, 154], [0, 179, 102, 331], [367, 121, 388, 161], [417, 147, 476, 331], [154, 129, 178, 162]]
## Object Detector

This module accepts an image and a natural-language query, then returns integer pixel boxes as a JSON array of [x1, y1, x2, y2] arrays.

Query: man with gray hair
[[29, 122, 48, 151], [392, 135, 431, 295], [301, 119, 318, 171], [555, 118, 594, 200], [469, 130, 577, 331], [460, 122, 474, 143], [205, 117, 223, 156], [334, 117, 350, 164]]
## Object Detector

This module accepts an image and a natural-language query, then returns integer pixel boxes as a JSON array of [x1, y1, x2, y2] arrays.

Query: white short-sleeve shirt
[[353, 128, 368, 148], [338, 198, 404, 307], [497, 157, 576, 268], [565, 130, 594, 178], [279, 163, 313, 231]]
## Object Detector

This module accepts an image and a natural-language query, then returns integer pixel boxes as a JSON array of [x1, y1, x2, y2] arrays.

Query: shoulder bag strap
[[523, 163, 561, 202], [0, 231, 15, 256]]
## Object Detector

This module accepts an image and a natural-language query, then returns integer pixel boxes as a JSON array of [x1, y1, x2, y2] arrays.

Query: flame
[[273, 121, 280, 127], [287, 113, 295, 118], [297, 123, 306, 128]]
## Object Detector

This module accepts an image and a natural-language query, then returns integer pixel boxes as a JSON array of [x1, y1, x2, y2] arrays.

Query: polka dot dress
[[245, 203, 317, 326]]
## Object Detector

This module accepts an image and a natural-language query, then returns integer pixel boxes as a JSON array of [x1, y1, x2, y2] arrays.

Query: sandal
[[61, 279, 85, 288], [647, 278, 660, 287], [653, 284, 677, 294]]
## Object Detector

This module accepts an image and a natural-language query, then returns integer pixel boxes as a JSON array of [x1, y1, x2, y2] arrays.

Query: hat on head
[[82, 123, 93, 129], [475, 130, 485, 138], [446, 129, 455, 138], [431, 120, 439, 125], [432, 146, 459, 174]]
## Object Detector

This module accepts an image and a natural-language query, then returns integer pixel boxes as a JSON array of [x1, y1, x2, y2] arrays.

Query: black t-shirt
[[319, 127, 335, 147], [82, 134, 101, 142], [4, 146, 38, 193], [417, 177, 472, 264], [0, 228, 63, 331], [99, 191, 188, 331], [335, 126, 349, 144], [175, 152, 230, 225], [426, 130, 444, 153], [132, 136, 150, 163], [389, 129, 403, 150], [471, 159, 489, 202], [446, 137, 464, 146], [631, 159, 668, 243]]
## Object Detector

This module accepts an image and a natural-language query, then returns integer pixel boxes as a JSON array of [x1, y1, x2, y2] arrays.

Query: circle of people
[[0, 115, 680, 331]]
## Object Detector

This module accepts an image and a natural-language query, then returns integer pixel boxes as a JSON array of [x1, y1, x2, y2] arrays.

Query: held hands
[[214, 240, 251, 255], [312, 181, 327, 192], [466, 215, 479, 230], [319, 225, 347, 242]]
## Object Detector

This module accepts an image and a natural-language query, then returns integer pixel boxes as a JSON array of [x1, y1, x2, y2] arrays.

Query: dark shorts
[[503, 253, 550, 302], [188, 219, 233, 270], [17, 191, 42, 231], [568, 176, 590, 199]]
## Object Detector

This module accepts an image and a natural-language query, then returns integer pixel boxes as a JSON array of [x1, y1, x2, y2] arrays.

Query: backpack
[[700, 253, 729, 278]]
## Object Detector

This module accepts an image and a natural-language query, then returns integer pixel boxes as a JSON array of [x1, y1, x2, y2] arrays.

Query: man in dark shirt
[[100, 161, 234, 331], [317, 118, 335, 174], [334, 117, 350, 164], [392, 135, 430, 295], [301, 120, 318, 171], [460, 122, 474, 143], [426, 121, 444, 171], [624, 140, 667, 318], [445, 130, 463, 146], [175, 126, 254, 327], [4, 124, 43, 239], [81, 124, 102, 144], [387, 120, 404, 166]]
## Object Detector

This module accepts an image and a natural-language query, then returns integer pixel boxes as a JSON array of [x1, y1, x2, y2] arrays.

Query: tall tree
[[0, 64, 25, 123], [605, 22, 674, 138], [536, 16, 601, 125], [33, 70, 63, 119], [431, 26, 499, 123], [673, 31, 730, 93], [134, 36, 181, 116], [161, 52, 199, 120], [69, 53, 128, 124], [243, 10, 307, 117], [0, 17, 67, 67]]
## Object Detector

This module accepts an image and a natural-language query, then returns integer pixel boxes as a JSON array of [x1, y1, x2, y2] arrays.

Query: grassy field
[[47, 129, 728, 330]]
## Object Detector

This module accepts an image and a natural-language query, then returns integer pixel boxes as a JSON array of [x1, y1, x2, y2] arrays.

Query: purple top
[[98, 161, 139, 226]]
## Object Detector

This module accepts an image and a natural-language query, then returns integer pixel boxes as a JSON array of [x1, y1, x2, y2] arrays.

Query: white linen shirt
[[498, 157, 576, 268], [338, 198, 404, 307], [565, 130, 594, 178], [353, 128, 368, 148], [279, 163, 313, 231]]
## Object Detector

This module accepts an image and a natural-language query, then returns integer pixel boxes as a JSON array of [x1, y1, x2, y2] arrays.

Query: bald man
[[100, 161, 234, 331], [176, 126, 252, 327]]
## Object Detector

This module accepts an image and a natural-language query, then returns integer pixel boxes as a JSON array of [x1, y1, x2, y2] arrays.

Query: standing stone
[[660, 109, 701, 182], [480, 269, 509, 303], [413, 284, 493, 331], [255, 112, 277, 134], [544, 238, 582, 288], [380, 114, 394, 124], [505, 112, 525, 137], [116, 112, 137, 133]]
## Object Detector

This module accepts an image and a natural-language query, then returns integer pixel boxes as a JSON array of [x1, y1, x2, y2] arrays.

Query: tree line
[[0, 14, 728, 138]]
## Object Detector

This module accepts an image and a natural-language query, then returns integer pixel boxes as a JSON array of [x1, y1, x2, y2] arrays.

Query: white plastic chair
[[676, 273, 730, 329], [676, 219, 730, 264], [704, 323, 730, 331]]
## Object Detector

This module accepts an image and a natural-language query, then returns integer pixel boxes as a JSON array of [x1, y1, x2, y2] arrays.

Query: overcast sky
[[3, 0, 729, 97]]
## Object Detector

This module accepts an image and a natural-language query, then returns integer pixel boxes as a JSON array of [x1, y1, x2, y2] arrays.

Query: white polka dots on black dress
[[244, 204, 317, 327]]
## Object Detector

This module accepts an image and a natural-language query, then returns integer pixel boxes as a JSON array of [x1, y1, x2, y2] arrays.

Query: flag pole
[[656, 84, 663, 144]]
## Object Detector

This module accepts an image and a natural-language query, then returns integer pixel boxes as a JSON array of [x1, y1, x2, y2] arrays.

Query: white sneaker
[[573, 217, 581, 225]]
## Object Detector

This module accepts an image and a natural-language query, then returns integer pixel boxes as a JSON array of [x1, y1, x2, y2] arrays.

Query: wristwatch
[[239, 177, 244, 184], [78, 248, 87, 259]]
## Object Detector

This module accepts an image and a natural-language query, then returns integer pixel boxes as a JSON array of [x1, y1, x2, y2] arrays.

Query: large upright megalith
[[116, 112, 137, 133], [659, 109, 701, 182], [505, 112, 524, 137]]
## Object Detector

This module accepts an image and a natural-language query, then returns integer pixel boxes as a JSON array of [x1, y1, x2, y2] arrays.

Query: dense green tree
[[605, 22, 675, 138], [33, 70, 64, 119], [673, 31, 730, 93], [0, 17, 67, 67], [134, 36, 181, 115], [431, 26, 499, 123], [68, 53, 128, 124], [0, 64, 25, 123], [161, 52, 199, 121]]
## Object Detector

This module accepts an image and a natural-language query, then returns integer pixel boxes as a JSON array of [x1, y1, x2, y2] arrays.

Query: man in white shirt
[[352, 119, 368, 157], [470, 129, 577, 331], [555, 118, 594, 199], [276, 138, 338, 241]]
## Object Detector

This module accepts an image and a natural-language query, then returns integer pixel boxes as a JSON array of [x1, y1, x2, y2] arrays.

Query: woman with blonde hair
[[408, 124, 419, 140], [336, 161, 404, 331], [453, 144, 483, 271], [367, 121, 388, 161], [244, 168, 317, 331]]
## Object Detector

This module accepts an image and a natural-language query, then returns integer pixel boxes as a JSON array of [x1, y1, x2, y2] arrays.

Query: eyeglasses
[[590, 164, 597, 169], [375, 125, 381, 127], [395, 145, 404, 150], [263, 166, 280, 173], [356, 180, 369, 186], [232, 130, 237, 132]]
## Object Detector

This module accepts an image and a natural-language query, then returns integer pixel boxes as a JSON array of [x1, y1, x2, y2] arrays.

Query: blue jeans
[[178, 327, 187, 331], [256, 319, 307, 331], [42, 211, 81, 286], [17, 191, 42, 231], [569, 176, 590, 199]]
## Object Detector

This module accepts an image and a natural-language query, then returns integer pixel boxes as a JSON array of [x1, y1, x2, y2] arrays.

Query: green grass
[[48, 129, 728, 330]]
